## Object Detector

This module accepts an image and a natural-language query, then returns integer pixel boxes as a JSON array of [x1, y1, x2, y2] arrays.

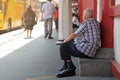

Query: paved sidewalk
[[0, 21, 115, 80]]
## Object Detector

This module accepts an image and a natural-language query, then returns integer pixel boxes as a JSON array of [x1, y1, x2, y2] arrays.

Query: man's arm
[[41, 10, 44, 20], [41, 4, 45, 20], [64, 33, 77, 43], [52, 0, 58, 7]]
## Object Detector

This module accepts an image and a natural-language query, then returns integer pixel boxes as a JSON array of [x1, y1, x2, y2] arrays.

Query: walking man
[[41, 0, 54, 39]]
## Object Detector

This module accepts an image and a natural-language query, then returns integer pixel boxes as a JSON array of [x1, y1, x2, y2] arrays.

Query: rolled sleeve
[[74, 23, 86, 35]]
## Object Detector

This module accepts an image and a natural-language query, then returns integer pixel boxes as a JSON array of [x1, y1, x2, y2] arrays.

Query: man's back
[[42, 1, 54, 19], [74, 18, 101, 57]]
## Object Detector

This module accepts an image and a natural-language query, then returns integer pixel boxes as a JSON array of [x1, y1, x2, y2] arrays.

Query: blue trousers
[[60, 40, 92, 60]]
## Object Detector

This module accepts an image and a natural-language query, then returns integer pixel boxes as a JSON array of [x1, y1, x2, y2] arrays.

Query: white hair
[[83, 8, 93, 18]]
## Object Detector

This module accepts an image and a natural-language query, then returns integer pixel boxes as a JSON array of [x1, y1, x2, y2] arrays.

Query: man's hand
[[63, 33, 77, 43]]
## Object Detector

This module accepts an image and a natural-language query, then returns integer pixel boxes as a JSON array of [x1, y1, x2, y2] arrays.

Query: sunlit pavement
[[0, 21, 115, 80], [0, 21, 44, 58]]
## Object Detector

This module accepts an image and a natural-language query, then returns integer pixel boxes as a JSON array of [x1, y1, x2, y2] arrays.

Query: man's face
[[82, 14, 86, 21]]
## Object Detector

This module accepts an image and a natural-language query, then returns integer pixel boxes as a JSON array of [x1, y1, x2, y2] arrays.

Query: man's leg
[[56, 42, 76, 78], [55, 20, 58, 32], [59, 60, 68, 71], [48, 18, 53, 39], [44, 19, 48, 38], [60, 42, 76, 70]]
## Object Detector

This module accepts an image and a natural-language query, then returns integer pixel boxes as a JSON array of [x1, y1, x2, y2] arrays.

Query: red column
[[100, 0, 114, 48], [78, 0, 97, 22], [110, 1, 120, 79], [78, 0, 114, 48]]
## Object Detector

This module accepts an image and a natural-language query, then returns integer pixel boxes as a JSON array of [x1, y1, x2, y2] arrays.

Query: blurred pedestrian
[[72, 13, 80, 28], [53, 6, 59, 32], [23, 5, 37, 38], [41, 0, 55, 39]]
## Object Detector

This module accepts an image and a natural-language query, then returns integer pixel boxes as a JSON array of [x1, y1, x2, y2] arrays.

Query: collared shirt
[[42, 1, 54, 19], [74, 18, 101, 57]]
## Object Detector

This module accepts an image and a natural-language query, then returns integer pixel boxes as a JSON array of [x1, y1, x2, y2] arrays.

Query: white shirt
[[42, 1, 54, 19], [72, 16, 80, 26]]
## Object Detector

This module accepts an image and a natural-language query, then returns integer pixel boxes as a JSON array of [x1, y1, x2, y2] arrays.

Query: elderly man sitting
[[56, 8, 101, 78]]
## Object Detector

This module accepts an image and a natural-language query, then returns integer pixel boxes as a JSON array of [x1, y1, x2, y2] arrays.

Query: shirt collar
[[87, 18, 94, 20]]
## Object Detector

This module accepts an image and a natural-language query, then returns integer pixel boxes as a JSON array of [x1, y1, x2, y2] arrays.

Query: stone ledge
[[79, 59, 113, 77], [79, 48, 114, 77], [94, 48, 114, 59]]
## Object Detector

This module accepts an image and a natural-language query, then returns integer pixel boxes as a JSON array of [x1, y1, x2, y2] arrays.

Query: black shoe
[[67, 61, 76, 70], [56, 69, 76, 78], [59, 60, 68, 71], [44, 35, 47, 38], [59, 65, 68, 71], [48, 37, 53, 39]]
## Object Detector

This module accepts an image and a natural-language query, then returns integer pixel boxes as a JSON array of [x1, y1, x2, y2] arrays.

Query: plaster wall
[[114, 0, 120, 64], [115, 0, 120, 5], [114, 17, 120, 64]]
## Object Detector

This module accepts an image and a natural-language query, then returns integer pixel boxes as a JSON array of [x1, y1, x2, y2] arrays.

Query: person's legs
[[29, 25, 33, 38], [55, 20, 58, 32], [29, 30, 32, 38], [26, 29, 29, 38], [25, 25, 29, 38], [59, 43, 71, 71], [48, 18, 53, 39], [60, 41, 77, 70], [44, 19, 48, 38], [59, 40, 89, 60], [56, 41, 76, 78], [60, 42, 72, 60], [59, 60, 67, 71], [56, 40, 92, 78]]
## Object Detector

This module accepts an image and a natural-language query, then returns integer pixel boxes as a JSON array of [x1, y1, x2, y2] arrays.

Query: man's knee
[[60, 44, 65, 51], [60, 43, 68, 51]]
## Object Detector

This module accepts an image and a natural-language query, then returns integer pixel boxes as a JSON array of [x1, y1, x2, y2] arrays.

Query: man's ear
[[84, 15, 88, 21]]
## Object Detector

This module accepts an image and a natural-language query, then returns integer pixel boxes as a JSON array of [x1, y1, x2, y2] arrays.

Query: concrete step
[[79, 58, 113, 77], [79, 48, 114, 77]]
